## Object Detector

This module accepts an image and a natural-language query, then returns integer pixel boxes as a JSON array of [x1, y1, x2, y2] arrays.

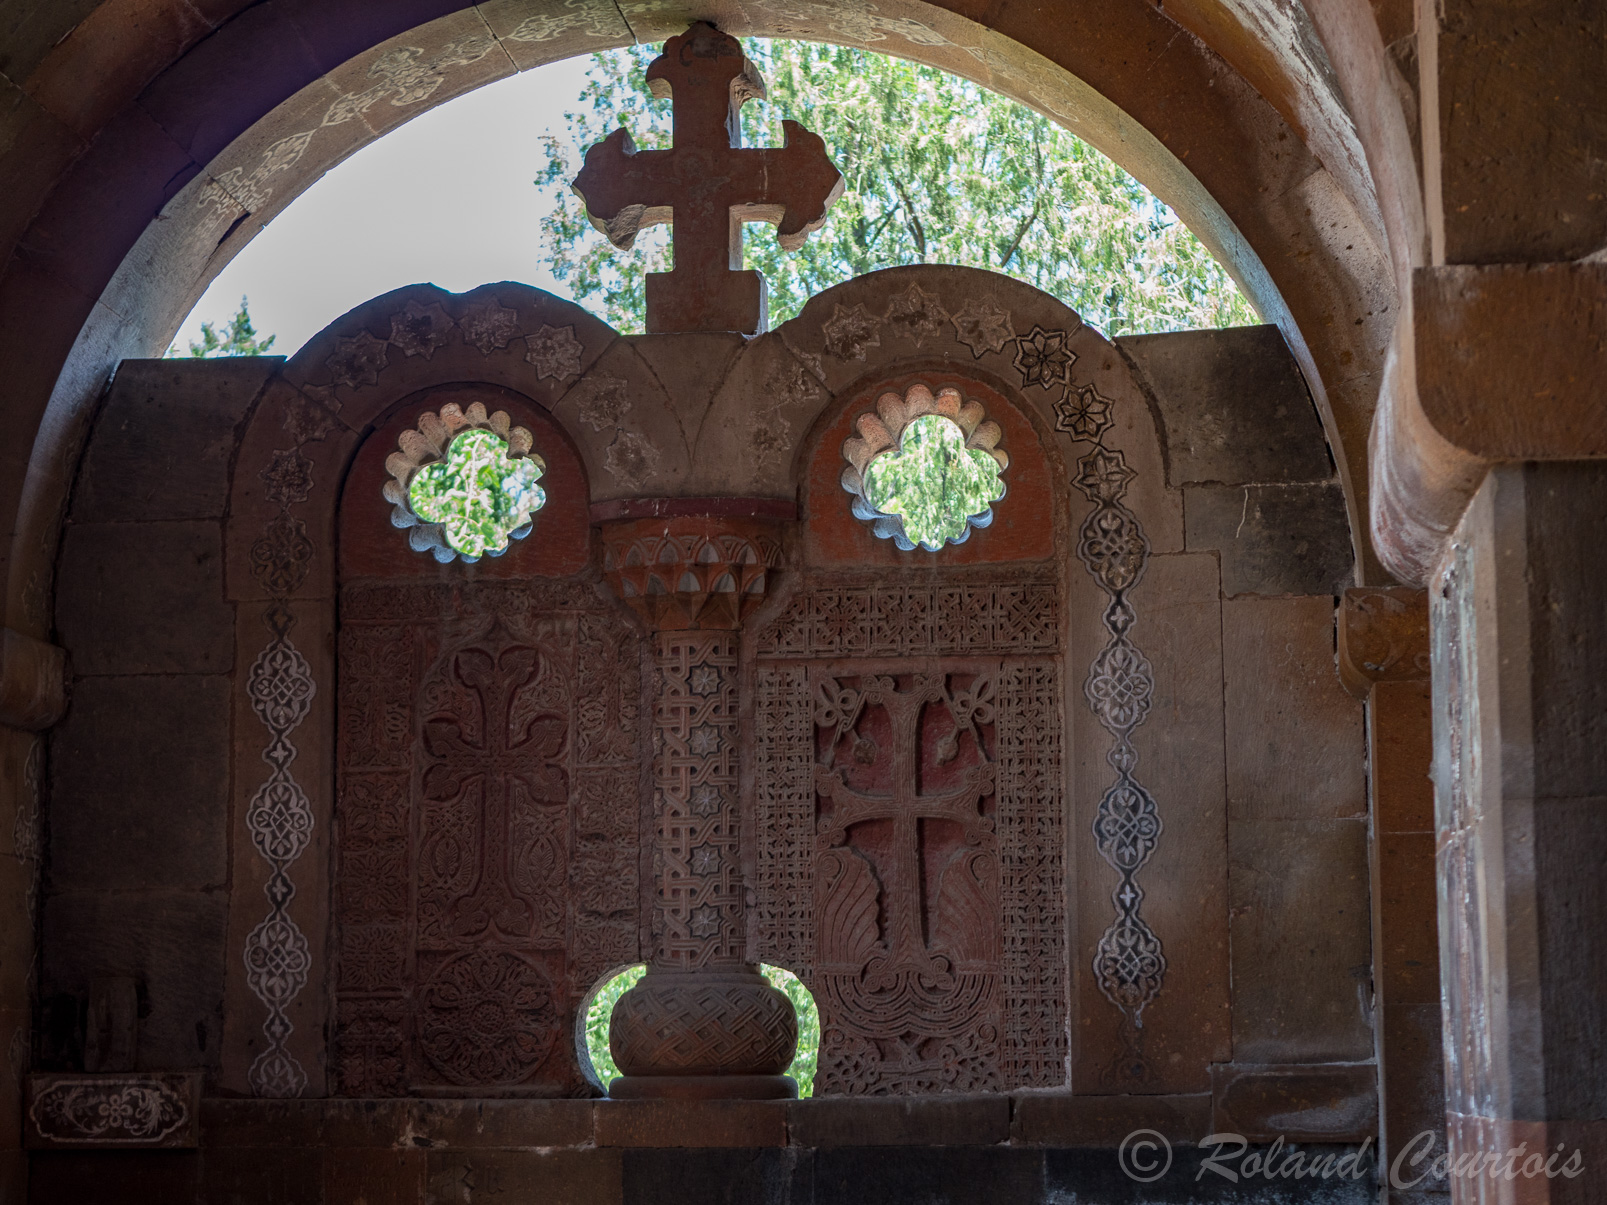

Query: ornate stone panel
[[25, 1073, 202, 1149], [752, 580, 1066, 1095], [333, 582, 642, 1095]]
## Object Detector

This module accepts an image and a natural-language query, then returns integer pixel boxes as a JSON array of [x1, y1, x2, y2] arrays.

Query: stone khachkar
[[600, 517, 800, 1099], [750, 581, 1068, 1093], [571, 21, 843, 335], [332, 582, 641, 1094]]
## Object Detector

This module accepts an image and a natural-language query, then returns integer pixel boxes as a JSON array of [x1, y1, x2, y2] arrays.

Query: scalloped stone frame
[[383, 401, 544, 564], [840, 383, 1009, 551]]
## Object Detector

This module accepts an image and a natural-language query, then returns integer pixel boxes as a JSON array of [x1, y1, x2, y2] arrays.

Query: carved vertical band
[[243, 446, 317, 1097], [654, 631, 742, 969], [753, 665, 814, 981], [1073, 446, 1166, 1083], [243, 610, 315, 1097]]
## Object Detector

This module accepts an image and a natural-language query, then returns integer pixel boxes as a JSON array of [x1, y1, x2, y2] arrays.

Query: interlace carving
[[1074, 438, 1166, 1085], [756, 582, 1058, 658], [28, 1077, 190, 1145], [333, 585, 641, 1094], [653, 632, 742, 969], [243, 607, 315, 1098]]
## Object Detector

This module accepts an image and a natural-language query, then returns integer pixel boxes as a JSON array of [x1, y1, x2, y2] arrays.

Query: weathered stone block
[[323, 1147, 425, 1205], [406, 1099, 596, 1149], [1211, 1062, 1379, 1143], [41, 890, 227, 1073], [1184, 482, 1353, 596], [426, 1149, 622, 1205], [72, 358, 275, 523], [1117, 325, 1331, 487], [1223, 596, 1364, 822], [1010, 1093, 1211, 1147], [594, 1100, 788, 1148], [49, 674, 230, 891], [622, 1147, 810, 1205], [1228, 818, 1373, 1063], [57, 522, 233, 675], [814, 1146, 1043, 1205], [788, 1095, 1009, 1147], [1370, 681, 1434, 834], [200, 1145, 325, 1205]]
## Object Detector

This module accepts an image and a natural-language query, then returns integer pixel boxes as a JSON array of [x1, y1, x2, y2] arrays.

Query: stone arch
[[2, 0, 1397, 655]]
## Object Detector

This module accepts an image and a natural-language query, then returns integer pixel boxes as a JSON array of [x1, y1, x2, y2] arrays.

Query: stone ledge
[[788, 1094, 1010, 1147], [1011, 1092, 1211, 1147], [594, 1100, 789, 1148]]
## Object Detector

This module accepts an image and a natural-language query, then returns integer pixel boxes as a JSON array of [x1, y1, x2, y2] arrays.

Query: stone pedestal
[[601, 515, 798, 1099], [1432, 465, 1607, 1204], [1339, 588, 1447, 1201]]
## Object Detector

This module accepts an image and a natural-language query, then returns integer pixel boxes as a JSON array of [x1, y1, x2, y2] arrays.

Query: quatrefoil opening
[[384, 402, 545, 564], [840, 383, 1008, 552]]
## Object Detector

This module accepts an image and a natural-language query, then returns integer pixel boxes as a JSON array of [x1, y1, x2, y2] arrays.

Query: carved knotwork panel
[[333, 582, 642, 1096], [752, 579, 1066, 1095]]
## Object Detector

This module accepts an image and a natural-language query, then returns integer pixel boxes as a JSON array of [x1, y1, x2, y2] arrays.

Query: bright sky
[[172, 57, 599, 357]]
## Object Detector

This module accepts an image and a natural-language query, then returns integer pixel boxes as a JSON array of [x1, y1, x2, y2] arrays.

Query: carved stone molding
[[26, 1073, 201, 1148], [600, 516, 785, 631], [0, 627, 66, 731], [1337, 587, 1430, 699]]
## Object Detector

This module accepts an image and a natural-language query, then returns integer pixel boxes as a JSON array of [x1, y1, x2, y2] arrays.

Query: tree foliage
[[407, 429, 546, 558], [863, 415, 1005, 550], [170, 295, 278, 357], [536, 41, 1258, 336]]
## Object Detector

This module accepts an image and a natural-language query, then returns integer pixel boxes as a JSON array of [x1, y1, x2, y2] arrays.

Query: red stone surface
[[571, 22, 842, 335], [802, 371, 1055, 568]]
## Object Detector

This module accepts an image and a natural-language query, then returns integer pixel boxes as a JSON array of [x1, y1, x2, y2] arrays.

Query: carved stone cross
[[571, 22, 844, 335]]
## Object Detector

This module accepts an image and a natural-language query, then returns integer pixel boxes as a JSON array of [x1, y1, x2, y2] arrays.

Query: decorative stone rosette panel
[[839, 382, 1007, 550], [26, 1073, 201, 1149], [750, 578, 1067, 1094], [1071, 441, 1166, 1084], [332, 582, 641, 1095], [383, 400, 541, 563]]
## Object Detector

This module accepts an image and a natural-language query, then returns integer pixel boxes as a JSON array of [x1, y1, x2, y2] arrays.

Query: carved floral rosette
[[26, 1073, 200, 1148], [840, 382, 1007, 550], [383, 400, 541, 563]]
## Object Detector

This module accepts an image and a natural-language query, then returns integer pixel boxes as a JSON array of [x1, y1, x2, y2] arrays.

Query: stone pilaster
[[600, 515, 797, 1099], [1430, 465, 1607, 1205], [1339, 588, 1447, 1202]]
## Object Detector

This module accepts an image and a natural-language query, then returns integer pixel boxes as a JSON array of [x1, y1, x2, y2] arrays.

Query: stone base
[[608, 1074, 799, 1101]]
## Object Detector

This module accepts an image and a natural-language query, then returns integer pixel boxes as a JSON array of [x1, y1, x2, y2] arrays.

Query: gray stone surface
[[1228, 817, 1374, 1064], [40, 889, 227, 1073], [1117, 325, 1332, 487], [72, 357, 278, 524], [56, 521, 234, 676], [49, 674, 230, 891], [1185, 482, 1353, 596]]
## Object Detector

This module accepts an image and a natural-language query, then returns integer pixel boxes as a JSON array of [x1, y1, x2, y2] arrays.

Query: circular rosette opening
[[841, 383, 1008, 551], [384, 401, 546, 564]]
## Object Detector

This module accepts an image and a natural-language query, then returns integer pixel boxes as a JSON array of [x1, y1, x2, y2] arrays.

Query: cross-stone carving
[[571, 22, 844, 336]]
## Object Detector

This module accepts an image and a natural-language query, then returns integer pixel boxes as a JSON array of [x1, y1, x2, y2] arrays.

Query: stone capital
[[0, 628, 67, 731], [1371, 263, 1607, 583], [599, 510, 786, 631], [1336, 587, 1430, 699]]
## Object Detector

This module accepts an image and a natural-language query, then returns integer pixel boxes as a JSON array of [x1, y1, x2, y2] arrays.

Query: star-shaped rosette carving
[[1073, 447, 1137, 505], [383, 400, 543, 564], [1013, 324, 1076, 389], [1054, 382, 1114, 442], [840, 381, 1009, 551]]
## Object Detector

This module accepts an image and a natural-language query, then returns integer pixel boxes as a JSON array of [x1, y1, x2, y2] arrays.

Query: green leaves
[[536, 41, 1259, 336], [407, 429, 546, 558], [863, 415, 1005, 550], [168, 295, 276, 358], [582, 964, 822, 1096]]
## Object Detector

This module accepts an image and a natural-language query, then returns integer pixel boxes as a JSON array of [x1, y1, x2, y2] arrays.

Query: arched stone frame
[[1, 0, 1402, 673], [735, 266, 1231, 1095], [216, 281, 655, 1097]]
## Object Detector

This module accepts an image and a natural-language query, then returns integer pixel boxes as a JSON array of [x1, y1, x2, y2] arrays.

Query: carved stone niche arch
[[743, 265, 1228, 1098], [217, 282, 651, 1099]]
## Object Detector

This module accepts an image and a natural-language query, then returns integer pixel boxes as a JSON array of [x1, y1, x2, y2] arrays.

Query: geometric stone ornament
[[26, 1073, 201, 1148], [600, 517, 784, 631]]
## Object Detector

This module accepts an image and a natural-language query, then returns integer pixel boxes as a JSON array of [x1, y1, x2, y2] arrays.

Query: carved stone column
[[1339, 589, 1447, 1202], [600, 514, 798, 1099]]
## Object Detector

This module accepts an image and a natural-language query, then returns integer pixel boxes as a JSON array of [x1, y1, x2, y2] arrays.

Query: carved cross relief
[[571, 22, 844, 335]]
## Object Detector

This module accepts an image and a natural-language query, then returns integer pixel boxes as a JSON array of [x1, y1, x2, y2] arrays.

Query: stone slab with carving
[[26, 1072, 202, 1148]]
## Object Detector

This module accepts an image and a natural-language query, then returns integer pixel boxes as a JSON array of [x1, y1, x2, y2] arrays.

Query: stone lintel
[[1336, 587, 1430, 699], [0, 627, 66, 731]]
